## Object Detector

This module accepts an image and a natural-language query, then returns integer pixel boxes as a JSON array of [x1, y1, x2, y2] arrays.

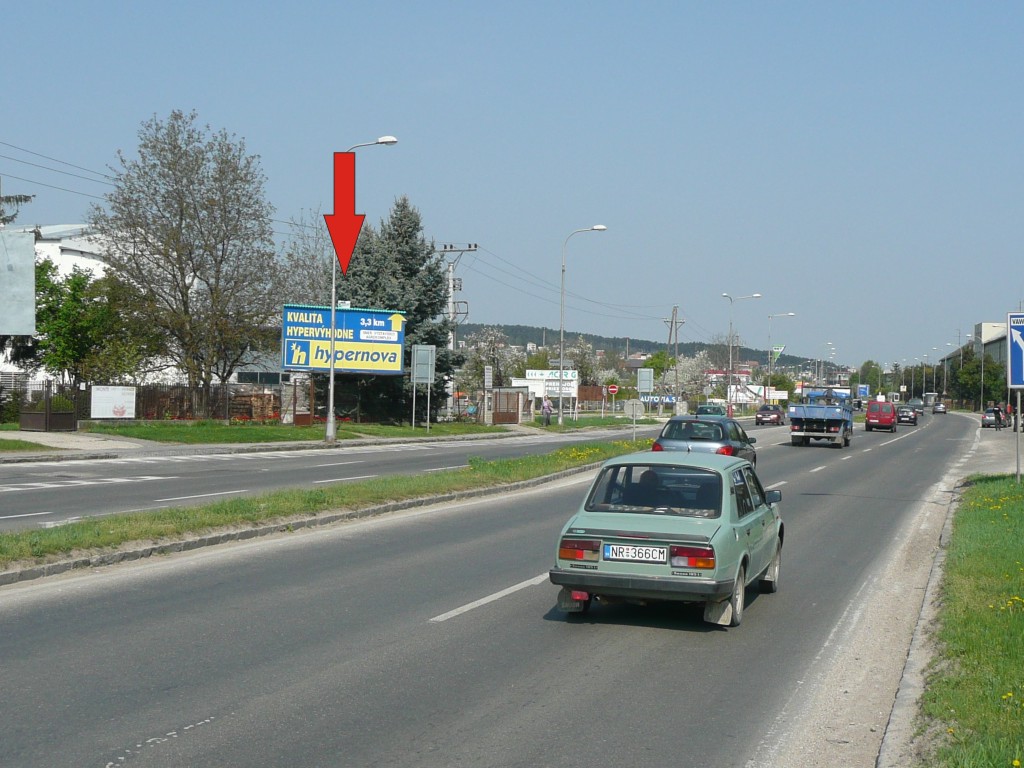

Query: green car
[[549, 451, 783, 627]]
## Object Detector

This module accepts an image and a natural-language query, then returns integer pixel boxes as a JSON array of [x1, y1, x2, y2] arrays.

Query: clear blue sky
[[4, 2, 1021, 370]]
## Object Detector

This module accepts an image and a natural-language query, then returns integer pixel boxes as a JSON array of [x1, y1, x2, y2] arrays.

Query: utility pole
[[663, 305, 684, 414], [439, 243, 476, 419]]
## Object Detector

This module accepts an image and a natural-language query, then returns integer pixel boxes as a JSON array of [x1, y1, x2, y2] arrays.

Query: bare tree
[[279, 207, 333, 306], [90, 110, 281, 413]]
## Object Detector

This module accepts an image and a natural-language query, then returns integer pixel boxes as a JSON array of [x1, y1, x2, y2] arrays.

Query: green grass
[[79, 419, 506, 444], [525, 414, 660, 432], [0, 438, 59, 452], [917, 474, 1024, 767], [0, 438, 651, 570]]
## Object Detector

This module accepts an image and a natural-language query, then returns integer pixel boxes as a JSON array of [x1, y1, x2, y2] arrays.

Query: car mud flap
[[558, 587, 589, 613], [703, 598, 733, 626]]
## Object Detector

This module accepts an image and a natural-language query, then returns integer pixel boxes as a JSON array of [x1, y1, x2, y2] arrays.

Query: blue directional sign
[[1008, 313, 1024, 389]]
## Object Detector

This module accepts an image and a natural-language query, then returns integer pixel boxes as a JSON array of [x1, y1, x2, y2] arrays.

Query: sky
[[3, 1, 1022, 370]]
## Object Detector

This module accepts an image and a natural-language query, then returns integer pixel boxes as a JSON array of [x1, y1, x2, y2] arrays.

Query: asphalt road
[[0, 412, 981, 768], [0, 428, 659, 532]]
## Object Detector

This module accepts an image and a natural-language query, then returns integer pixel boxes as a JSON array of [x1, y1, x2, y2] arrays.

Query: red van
[[865, 401, 897, 432]]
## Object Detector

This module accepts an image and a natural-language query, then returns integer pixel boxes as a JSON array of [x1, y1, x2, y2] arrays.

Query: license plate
[[603, 544, 667, 563]]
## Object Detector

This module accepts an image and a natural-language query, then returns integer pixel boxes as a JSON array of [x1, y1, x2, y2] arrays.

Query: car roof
[[668, 414, 731, 423], [603, 450, 748, 473]]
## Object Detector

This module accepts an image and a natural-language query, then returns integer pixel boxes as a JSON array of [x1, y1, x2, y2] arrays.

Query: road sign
[[411, 344, 436, 384], [1009, 313, 1024, 389], [625, 399, 645, 419], [637, 368, 654, 394], [607, 384, 619, 395]]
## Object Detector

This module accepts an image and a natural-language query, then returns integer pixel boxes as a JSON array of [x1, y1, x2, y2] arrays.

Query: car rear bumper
[[549, 567, 733, 603]]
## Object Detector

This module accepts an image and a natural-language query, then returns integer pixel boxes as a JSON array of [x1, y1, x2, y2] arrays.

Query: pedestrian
[[541, 396, 553, 427], [994, 404, 1003, 431], [1007, 401, 1018, 432]]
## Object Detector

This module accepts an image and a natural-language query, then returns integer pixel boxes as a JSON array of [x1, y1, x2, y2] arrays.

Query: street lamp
[[766, 312, 794, 403], [325, 136, 398, 443], [558, 225, 606, 425], [722, 292, 762, 413]]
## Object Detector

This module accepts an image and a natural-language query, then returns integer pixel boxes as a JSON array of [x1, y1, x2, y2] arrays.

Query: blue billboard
[[281, 304, 406, 375]]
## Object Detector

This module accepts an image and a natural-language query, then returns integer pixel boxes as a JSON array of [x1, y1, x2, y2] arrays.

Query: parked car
[[755, 404, 785, 425], [906, 398, 925, 415], [549, 451, 784, 627], [695, 403, 728, 416], [981, 408, 1000, 428], [933, 402, 948, 414], [896, 405, 918, 425], [865, 400, 898, 432], [652, 414, 757, 465]]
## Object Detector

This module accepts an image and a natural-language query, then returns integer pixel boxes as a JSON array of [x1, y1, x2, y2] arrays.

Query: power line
[[0, 140, 112, 180]]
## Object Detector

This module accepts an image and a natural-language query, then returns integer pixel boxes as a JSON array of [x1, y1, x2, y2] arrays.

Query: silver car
[[652, 415, 757, 465]]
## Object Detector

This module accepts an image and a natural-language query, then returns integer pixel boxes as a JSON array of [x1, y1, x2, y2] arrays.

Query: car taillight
[[651, 442, 664, 451], [670, 545, 715, 569], [558, 538, 600, 562], [716, 445, 736, 456]]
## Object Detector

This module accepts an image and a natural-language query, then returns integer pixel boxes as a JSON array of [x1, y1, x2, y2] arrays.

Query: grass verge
[[0, 438, 59, 453], [79, 420, 507, 444], [0, 438, 651, 571], [917, 473, 1024, 767]]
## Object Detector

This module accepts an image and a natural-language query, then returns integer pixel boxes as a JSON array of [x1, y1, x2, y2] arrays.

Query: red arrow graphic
[[323, 152, 365, 275]]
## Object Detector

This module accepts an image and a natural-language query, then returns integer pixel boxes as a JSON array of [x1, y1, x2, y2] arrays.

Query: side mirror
[[765, 489, 782, 505], [748, 436, 757, 444]]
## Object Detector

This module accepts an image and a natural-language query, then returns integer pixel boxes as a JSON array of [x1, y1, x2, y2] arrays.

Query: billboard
[[281, 304, 406, 375], [0, 231, 36, 335]]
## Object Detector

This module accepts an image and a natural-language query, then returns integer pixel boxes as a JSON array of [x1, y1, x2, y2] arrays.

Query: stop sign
[[607, 385, 619, 395]]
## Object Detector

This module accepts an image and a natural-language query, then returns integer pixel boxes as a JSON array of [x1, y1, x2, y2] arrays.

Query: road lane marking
[[423, 465, 469, 472], [430, 573, 549, 623], [312, 474, 378, 484], [313, 460, 365, 468], [810, 465, 827, 473], [155, 490, 247, 502], [765, 481, 787, 489]]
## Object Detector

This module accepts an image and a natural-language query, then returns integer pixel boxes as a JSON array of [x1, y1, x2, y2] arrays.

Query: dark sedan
[[652, 414, 757, 465], [896, 405, 918, 425], [755, 404, 785, 425]]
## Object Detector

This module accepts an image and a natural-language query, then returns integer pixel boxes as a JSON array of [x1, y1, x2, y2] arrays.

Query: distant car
[[696, 404, 728, 416], [896, 405, 918, 425], [653, 414, 757, 465], [932, 402, 947, 414], [755, 404, 785, 425], [906, 398, 925, 415], [981, 408, 1000, 428], [865, 401, 898, 432], [549, 451, 784, 627]]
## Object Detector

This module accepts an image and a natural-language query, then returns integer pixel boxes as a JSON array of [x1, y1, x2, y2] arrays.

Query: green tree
[[1, 259, 164, 389], [333, 196, 457, 422], [89, 110, 281, 414]]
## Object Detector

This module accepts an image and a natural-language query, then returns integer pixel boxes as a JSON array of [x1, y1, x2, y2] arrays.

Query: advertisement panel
[[91, 386, 137, 419], [281, 304, 406, 375]]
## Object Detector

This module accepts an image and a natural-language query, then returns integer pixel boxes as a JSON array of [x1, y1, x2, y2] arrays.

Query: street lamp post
[[325, 136, 398, 443], [558, 225, 606, 425], [766, 312, 795, 403], [721, 292, 762, 414]]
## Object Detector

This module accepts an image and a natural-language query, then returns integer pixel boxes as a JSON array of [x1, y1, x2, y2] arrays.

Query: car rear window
[[585, 464, 723, 518], [662, 421, 723, 441]]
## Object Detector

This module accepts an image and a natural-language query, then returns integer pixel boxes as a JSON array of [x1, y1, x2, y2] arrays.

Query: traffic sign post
[[1008, 313, 1024, 483]]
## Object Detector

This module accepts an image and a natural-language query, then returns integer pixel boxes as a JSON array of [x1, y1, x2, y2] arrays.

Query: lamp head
[[376, 136, 398, 145], [591, 225, 607, 231]]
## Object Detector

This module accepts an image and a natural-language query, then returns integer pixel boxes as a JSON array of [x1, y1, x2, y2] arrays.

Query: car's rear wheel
[[759, 543, 781, 593], [728, 566, 746, 627]]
